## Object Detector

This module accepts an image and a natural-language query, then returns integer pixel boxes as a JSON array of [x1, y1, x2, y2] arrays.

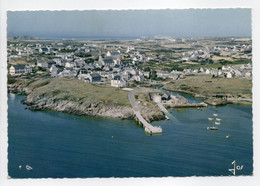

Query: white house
[[143, 71, 150, 78], [9, 65, 25, 76], [58, 69, 77, 78], [226, 72, 234, 78], [157, 71, 169, 79], [50, 65, 59, 77], [78, 70, 88, 80], [133, 75, 144, 82], [65, 62, 76, 68], [37, 61, 48, 69], [245, 71, 252, 78], [152, 94, 162, 103], [205, 69, 211, 74], [9, 65, 32, 76], [111, 75, 126, 87]]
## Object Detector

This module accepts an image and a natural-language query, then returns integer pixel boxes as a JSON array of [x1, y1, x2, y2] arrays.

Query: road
[[128, 88, 162, 134]]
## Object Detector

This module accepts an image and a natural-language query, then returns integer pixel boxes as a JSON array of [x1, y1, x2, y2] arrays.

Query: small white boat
[[207, 126, 218, 130], [26, 165, 33, 171], [213, 113, 218, 117], [208, 118, 214, 121], [215, 122, 221, 125], [165, 115, 169, 120], [226, 135, 231, 138], [216, 118, 222, 121]]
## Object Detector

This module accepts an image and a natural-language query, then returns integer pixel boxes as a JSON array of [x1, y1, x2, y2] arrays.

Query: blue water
[[8, 94, 253, 178]]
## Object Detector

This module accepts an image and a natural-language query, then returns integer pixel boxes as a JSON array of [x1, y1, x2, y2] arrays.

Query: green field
[[163, 75, 252, 99], [26, 78, 131, 107]]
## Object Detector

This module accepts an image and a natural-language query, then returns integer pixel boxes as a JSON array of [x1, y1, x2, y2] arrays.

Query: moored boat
[[226, 135, 231, 138], [26, 165, 33, 171], [207, 126, 218, 130], [208, 118, 214, 121]]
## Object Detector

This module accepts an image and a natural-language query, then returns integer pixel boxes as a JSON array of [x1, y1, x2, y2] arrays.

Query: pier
[[163, 102, 207, 108], [128, 88, 162, 134]]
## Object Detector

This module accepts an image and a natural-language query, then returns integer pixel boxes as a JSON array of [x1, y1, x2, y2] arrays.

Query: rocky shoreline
[[163, 87, 252, 106], [8, 80, 165, 122]]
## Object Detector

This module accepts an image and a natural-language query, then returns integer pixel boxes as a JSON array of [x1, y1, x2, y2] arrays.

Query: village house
[[111, 75, 126, 88], [245, 71, 252, 78], [9, 65, 32, 76], [132, 75, 144, 82], [205, 69, 211, 74], [50, 64, 60, 77], [37, 60, 56, 69], [84, 64, 94, 70], [78, 70, 88, 80], [210, 68, 219, 76], [199, 67, 206, 73], [84, 73, 102, 83], [74, 59, 85, 67], [226, 71, 234, 78], [58, 69, 78, 78], [37, 61, 48, 69], [112, 64, 122, 72], [39, 47, 49, 54], [102, 56, 114, 68], [182, 69, 192, 75], [65, 62, 77, 68], [222, 65, 232, 71], [53, 58, 64, 66], [240, 63, 252, 70], [233, 69, 242, 77], [106, 51, 120, 57], [143, 71, 150, 78], [157, 70, 170, 79]]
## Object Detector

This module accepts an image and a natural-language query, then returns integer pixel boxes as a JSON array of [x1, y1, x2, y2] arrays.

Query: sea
[[8, 92, 253, 178]]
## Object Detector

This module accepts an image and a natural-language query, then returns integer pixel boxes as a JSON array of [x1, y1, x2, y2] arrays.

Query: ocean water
[[8, 94, 253, 178]]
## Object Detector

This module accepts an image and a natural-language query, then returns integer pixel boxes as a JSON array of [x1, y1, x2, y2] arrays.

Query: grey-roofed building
[[111, 75, 126, 87], [85, 73, 101, 83], [102, 56, 114, 67], [9, 65, 25, 76]]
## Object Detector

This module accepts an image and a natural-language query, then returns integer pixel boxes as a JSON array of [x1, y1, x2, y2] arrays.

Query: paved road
[[128, 88, 141, 111], [128, 88, 162, 134]]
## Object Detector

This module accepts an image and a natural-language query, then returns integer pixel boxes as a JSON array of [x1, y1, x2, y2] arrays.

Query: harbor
[[8, 94, 253, 178]]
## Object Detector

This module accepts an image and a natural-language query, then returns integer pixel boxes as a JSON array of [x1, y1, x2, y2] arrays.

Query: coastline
[[7, 78, 165, 123], [162, 87, 252, 106]]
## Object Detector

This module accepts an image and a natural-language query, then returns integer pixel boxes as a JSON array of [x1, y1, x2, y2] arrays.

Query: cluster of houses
[[8, 39, 252, 88], [182, 44, 252, 62], [154, 63, 252, 80]]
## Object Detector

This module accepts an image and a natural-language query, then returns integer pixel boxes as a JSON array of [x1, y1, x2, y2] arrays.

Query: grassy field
[[163, 75, 252, 99], [27, 78, 131, 106], [10, 58, 29, 65]]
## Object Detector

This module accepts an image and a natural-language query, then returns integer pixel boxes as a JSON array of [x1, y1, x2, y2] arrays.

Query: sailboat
[[207, 125, 218, 130]]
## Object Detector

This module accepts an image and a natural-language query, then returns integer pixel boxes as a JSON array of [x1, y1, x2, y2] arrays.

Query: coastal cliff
[[8, 77, 164, 122]]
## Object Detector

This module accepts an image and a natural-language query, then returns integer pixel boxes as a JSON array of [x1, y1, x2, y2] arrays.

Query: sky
[[7, 9, 251, 39]]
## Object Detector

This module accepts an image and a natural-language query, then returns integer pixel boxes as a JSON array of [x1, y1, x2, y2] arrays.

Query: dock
[[157, 102, 176, 121], [163, 102, 207, 108], [128, 88, 162, 135]]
